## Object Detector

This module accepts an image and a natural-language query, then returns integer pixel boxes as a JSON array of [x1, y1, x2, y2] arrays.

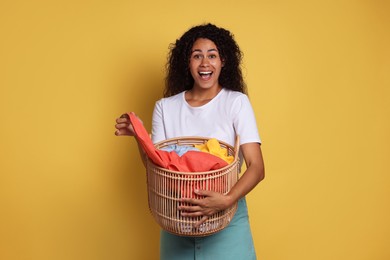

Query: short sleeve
[[151, 99, 166, 144], [231, 95, 261, 145]]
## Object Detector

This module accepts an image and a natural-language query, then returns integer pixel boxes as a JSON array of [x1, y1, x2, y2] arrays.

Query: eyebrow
[[191, 48, 219, 53]]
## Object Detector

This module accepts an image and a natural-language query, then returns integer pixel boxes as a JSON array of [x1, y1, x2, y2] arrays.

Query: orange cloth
[[128, 112, 228, 172]]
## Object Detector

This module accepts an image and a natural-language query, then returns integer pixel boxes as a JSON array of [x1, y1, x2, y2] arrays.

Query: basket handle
[[234, 135, 240, 160]]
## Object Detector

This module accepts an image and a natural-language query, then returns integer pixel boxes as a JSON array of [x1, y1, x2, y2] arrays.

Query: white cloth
[[151, 88, 261, 147]]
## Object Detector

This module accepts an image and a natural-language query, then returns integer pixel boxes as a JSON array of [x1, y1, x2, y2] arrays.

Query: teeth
[[199, 71, 212, 75]]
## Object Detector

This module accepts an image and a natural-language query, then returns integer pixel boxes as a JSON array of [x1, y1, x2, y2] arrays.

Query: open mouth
[[199, 71, 213, 80]]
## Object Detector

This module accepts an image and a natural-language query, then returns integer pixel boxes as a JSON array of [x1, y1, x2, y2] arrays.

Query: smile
[[199, 71, 213, 79]]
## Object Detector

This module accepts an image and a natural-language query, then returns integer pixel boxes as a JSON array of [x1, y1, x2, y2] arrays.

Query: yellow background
[[1, 0, 389, 259]]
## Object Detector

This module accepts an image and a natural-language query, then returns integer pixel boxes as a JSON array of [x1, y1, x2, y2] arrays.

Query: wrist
[[224, 194, 236, 209]]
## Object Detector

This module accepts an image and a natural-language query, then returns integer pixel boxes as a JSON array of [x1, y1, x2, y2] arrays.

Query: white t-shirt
[[151, 88, 261, 147]]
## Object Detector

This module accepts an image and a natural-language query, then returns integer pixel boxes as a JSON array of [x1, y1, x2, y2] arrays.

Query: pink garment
[[128, 112, 228, 172]]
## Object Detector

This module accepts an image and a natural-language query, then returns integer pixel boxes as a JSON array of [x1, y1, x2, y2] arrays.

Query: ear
[[221, 59, 225, 67]]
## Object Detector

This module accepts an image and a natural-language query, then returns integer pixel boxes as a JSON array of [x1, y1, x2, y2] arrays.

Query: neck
[[189, 85, 222, 100], [185, 86, 222, 107]]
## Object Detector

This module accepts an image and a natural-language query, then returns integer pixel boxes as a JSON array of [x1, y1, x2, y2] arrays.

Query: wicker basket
[[146, 136, 240, 237]]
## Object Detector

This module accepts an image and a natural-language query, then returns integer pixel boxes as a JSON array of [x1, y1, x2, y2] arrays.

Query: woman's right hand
[[115, 113, 136, 136]]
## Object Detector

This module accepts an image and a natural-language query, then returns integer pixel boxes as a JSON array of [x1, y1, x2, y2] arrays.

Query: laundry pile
[[128, 112, 233, 172]]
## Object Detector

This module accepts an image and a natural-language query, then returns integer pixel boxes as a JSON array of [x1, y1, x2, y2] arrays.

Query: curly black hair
[[164, 23, 246, 97]]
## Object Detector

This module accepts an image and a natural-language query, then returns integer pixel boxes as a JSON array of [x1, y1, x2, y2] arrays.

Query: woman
[[115, 23, 265, 260]]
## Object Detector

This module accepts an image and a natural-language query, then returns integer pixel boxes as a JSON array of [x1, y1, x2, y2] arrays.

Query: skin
[[115, 38, 265, 228], [185, 38, 224, 107], [115, 113, 147, 167]]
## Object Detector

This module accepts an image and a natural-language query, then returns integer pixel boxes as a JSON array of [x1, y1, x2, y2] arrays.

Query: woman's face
[[189, 38, 223, 91]]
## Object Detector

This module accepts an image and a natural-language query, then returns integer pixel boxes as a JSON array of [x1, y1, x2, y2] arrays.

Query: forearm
[[178, 144, 264, 223], [225, 143, 265, 208], [225, 162, 264, 207]]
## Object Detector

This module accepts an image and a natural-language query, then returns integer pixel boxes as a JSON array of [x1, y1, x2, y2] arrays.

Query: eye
[[192, 54, 202, 59], [208, 54, 217, 59]]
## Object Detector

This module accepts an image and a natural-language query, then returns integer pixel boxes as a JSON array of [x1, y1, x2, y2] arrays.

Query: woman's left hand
[[178, 189, 233, 228]]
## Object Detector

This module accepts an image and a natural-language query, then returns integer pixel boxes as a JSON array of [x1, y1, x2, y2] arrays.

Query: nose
[[200, 57, 210, 67]]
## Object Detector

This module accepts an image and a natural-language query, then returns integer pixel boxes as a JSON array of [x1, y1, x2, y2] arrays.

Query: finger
[[180, 198, 202, 205], [178, 205, 202, 212], [115, 128, 134, 136], [116, 117, 130, 124], [193, 216, 208, 228], [194, 189, 214, 197], [180, 211, 203, 217], [120, 113, 130, 119], [115, 123, 131, 129], [115, 129, 127, 136]]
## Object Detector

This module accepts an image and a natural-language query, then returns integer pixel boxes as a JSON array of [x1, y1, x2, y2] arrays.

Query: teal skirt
[[160, 198, 257, 260]]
